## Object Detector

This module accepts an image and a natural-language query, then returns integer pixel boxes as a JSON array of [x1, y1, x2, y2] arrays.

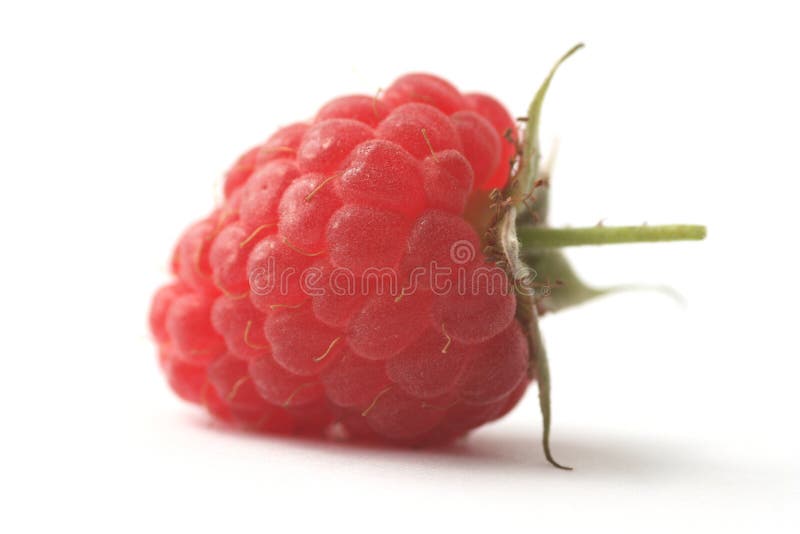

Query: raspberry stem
[[517, 224, 707, 249], [503, 44, 705, 470]]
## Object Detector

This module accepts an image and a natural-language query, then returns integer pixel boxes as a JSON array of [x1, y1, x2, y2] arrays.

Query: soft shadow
[[448, 429, 715, 479], [185, 413, 718, 479]]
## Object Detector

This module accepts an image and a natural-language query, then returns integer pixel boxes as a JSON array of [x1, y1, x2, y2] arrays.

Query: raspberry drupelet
[[150, 45, 706, 467]]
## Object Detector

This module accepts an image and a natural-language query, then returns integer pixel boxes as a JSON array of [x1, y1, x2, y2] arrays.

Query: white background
[[2, 1, 798, 532]]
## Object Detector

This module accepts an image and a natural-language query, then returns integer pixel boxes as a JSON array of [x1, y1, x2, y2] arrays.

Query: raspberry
[[253, 123, 308, 169], [209, 224, 253, 297], [347, 290, 433, 360], [359, 387, 447, 441], [463, 93, 518, 190], [315, 95, 390, 128], [457, 321, 529, 404], [376, 103, 462, 159], [320, 348, 390, 408], [264, 305, 344, 376], [297, 119, 374, 173], [337, 139, 426, 215], [309, 260, 367, 328], [158, 347, 206, 403], [327, 205, 411, 275], [402, 209, 483, 281], [386, 328, 472, 399], [249, 354, 325, 408], [210, 296, 270, 360], [381, 73, 466, 115], [223, 146, 259, 198], [247, 234, 314, 309], [239, 159, 300, 231], [165, 293, 226, 364], [151, 48, 706, 468], [277, 172, 342, 251], [433, 280, 516, 344], [422, 149, 474, 214], [171, 215, 220, 295], [152, 70, 527, 446], [149, 283, 185, 344], [451, 110, 502, 188]]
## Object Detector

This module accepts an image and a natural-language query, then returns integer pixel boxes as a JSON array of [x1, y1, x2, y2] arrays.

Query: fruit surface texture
[[150, 73, 529, 444]]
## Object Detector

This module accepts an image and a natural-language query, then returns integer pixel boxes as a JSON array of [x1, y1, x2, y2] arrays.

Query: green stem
[[518, 224, 707, 249]]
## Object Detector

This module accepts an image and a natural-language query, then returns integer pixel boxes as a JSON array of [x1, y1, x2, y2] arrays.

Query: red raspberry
[[151, 48, 706, 467], [151, 72, 526, 445]]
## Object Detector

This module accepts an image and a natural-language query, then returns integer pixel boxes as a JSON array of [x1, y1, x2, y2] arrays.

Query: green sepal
[[514, 43, 584, 211], [526, 302, 572, 470], [523, 249, 606, 313]]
